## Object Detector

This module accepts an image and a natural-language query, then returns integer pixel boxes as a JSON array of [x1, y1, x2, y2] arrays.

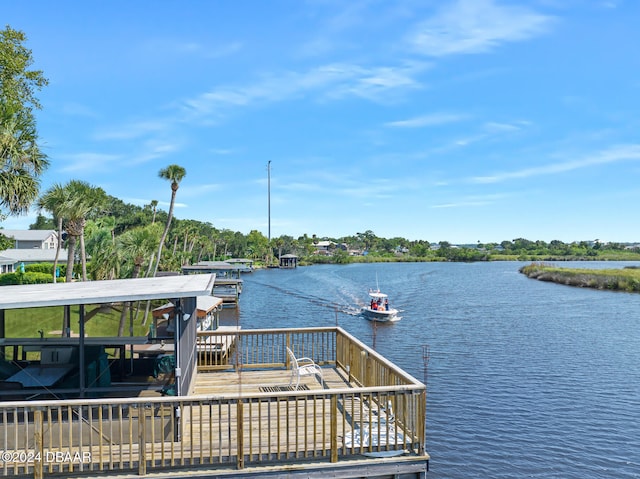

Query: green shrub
[[22, 262, 67, 277], [0, 271, 58, 285], [25, 262, 52, 274]]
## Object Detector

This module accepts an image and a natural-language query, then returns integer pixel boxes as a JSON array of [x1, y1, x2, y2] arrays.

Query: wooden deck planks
[[183, 368, 406, 461], [192, 366, 350, 395], [187, 368, 339, 459]]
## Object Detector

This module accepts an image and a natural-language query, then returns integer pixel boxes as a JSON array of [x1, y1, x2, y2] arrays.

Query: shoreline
[[519, 263, 640, 293]]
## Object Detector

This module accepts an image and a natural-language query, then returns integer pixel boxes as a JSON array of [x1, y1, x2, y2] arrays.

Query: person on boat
[[377, 298, 382, 309], [384, 298, 389, 311], [371, 299, 378, 310]]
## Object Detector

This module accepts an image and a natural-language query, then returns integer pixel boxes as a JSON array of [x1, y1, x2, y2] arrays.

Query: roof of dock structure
[[0, 274, 216, 310], [182, 261, 242, 271], [152, 295, 224, 318]]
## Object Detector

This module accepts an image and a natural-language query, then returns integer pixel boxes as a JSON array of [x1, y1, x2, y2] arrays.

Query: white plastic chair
[[286, 346, 323, 390]]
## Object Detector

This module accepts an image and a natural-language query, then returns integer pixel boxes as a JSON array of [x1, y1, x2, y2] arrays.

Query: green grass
[[5, 304, 149, 338], [3, 304, 152, 361], [519, 263, 640, 292]]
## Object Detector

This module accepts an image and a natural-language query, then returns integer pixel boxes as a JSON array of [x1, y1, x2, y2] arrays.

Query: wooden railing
[[0, 327, 426, 478], [196, 327, 336, 371]]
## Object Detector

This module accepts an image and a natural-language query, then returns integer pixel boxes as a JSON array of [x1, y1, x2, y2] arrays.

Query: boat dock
[[182, 261, 245, 306]]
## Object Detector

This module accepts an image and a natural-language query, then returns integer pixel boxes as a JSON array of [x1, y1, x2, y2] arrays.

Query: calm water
[[221, 262, 640, 478]]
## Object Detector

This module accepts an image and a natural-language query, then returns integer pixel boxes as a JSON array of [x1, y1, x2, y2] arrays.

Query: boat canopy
[[368, 290, 388, 299]]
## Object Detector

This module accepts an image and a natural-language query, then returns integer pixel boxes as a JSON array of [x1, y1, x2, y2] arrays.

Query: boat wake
[[248, 272, 401, 321], [249, 280, 358, 316]]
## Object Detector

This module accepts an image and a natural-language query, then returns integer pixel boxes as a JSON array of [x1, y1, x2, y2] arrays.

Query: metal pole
[[79, 304, 85, 398], [267, 160, 271, 243]]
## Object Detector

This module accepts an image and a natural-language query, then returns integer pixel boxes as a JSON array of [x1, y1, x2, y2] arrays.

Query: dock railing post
[[33, 408, 43, 479], [285, 333, 291, 368], [237, 400, 244, 469], [419, 389, 427, 455], [330, 395, 338, 463], [139, 403, 147, 476]]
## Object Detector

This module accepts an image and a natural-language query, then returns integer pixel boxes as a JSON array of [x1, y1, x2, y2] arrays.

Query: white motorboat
[[361, 289, 400, 322]]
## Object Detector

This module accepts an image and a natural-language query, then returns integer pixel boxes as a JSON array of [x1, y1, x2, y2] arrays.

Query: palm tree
[[37, 183, 69, 283], [1, 27, 49, 218], [0, 106, 49, 218], [119, 224, 161, 279], [84, 217, 120, 280], [150, 199, 158, 223], [117, 224, 161, 335], [153, 164, 186, 276], [56, 180, 106, 282]]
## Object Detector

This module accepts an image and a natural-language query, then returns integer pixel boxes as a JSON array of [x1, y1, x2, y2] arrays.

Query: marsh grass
[[520, 263, 640, 292]]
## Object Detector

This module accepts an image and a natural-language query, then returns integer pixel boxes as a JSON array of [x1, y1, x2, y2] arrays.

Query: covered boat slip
[[0, 327, 428, 479], [182, 262, 245, 306], [0, 275, 216, 399]]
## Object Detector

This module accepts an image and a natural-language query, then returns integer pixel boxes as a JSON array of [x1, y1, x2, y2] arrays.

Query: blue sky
[[2, 0, 639, 243]]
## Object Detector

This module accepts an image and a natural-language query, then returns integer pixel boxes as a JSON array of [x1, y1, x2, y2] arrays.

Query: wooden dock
[[191, 364, 350, 395], [0, 327, 428, 479], [213, 279, 243, 306]]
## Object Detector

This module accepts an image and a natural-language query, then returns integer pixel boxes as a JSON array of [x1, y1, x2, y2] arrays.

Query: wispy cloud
[[326, 62, 427, 102], [279, 182, 325, 193], [179, 183, 222, 198], [205, 42, 243, 58], [432, 200, 489, 209], [432, 193, 511, 208], [58, 152, 122, 173], [182, 61, 428, 118], [409, 0, 554, 57], [470, 144, 640, 184], [140, 39, 242, 59], [296, 0, 387, 57], [94, 119, 172, 141], [421, 119, 527, 155], [482, 121, 524, 133], [57, 139, 179, 174], [210, 148, 237, 155], [61, 102, 99, 118], [385, 112, 468, 128], [278, 168, 403, 201], [129, 141, 181, 164]]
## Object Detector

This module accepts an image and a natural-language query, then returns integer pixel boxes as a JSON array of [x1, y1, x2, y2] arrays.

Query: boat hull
[[361, 307, 400, 322]]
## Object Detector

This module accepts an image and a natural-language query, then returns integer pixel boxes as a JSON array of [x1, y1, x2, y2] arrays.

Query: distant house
[[0, 230, 67, 266], [313, 240, 335, 255], [313, 241, 349, 256], [1, 229, 58, 250]]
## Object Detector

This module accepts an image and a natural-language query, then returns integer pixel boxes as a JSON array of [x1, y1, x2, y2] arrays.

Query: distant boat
[[361, 289, 400, 322]]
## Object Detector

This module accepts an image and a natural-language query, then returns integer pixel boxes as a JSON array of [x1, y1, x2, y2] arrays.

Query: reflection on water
[[221, 262, 640, 479]]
